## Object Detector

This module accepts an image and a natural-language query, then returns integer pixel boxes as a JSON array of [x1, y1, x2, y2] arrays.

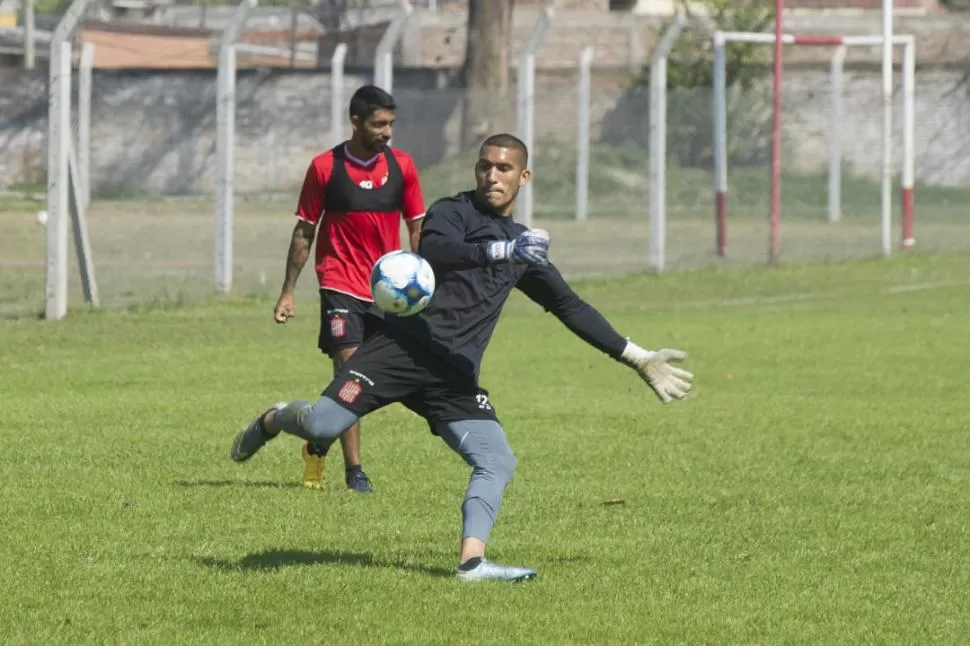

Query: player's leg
[[304, 292, 372, 492], [433, 418, 535, 583], [231, 396, 359, 462], [234, 330, 418, 467], [422, 380, 536, 582], [302, 290, 339, 487], [331, 346, 373, 493]]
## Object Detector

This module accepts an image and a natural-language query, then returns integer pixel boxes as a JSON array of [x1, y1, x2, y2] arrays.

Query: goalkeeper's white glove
[[621, 342, 694, 404]]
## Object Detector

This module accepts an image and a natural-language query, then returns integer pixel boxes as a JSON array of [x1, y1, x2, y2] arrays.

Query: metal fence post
[[648, 11, 685, 272], [828, 45, 846, 224], [374, 3, 413, 95], [45, 0, 97, 320], [515, 6, 554, 228], [901, 38, 915, 251], [78, 42, 95, 209], [215, 0, 257, 296], [712, 32, 728, 257], [25, 0, 36, 70], [575, 46, 594, 222], [331, 43, 348, 147]]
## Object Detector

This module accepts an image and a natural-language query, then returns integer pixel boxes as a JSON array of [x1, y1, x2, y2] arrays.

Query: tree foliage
[[638, 0, 776, 168], [658, 0, 773, 91], [460, 0, 516, 147]]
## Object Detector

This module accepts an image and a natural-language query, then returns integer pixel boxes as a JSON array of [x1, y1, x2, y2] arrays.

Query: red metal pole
[[769, 0, 784, 266]]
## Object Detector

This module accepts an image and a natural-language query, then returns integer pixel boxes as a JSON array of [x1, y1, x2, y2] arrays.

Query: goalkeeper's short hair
[[480, 133, 528, 166]]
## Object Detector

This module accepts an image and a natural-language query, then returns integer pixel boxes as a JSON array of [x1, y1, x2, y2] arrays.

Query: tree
[[608, 0, 773, 168], [461, 0, 515, 148], [661, 0, 774, 167]]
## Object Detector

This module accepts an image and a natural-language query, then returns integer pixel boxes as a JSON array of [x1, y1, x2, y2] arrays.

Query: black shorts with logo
[[318, 290, 385, 357], [321, 328, 498, 429]]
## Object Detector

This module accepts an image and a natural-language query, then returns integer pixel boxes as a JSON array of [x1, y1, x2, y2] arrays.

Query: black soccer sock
[[458, 557, 483, 571]]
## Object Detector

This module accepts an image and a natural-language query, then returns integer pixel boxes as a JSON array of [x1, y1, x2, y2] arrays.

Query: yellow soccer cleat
[[301, 443, 326, 490]]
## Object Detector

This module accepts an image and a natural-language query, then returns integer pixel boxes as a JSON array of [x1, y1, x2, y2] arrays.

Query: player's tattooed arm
[[406, 217, 423, 253], [282, 219, 316, 292], [274, 220, 316, 324]]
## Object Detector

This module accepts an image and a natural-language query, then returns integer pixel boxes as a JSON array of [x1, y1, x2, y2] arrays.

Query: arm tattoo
[[282, 222, 315, 291]]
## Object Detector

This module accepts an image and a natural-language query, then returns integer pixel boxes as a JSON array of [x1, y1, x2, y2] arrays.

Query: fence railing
[[3, 7, 970, 319]]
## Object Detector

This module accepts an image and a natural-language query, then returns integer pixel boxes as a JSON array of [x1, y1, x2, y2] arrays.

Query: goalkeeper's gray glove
[[621, 342, 694, 404], [487, 228, 551, 266]]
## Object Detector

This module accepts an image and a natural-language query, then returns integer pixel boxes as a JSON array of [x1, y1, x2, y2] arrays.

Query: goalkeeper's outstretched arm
[[515, 264, 694, 403]]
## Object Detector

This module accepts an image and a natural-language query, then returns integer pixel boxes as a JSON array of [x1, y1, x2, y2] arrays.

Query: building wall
[[385, 7, 970, 70], [2, 63, 968, 196]]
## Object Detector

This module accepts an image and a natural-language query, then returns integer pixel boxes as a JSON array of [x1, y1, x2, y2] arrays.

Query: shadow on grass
[[175, 479, 302, 490], [195, 549, 454, 578]]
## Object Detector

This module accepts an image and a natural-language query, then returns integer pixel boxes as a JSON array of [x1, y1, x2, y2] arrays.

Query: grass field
[[2, 251, 970, 644]]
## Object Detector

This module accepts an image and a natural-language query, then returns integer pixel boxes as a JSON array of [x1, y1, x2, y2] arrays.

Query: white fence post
[[215, 0, 257, 296], [712, 32, 727, 257], [25, 0, 36, 70], [575, 46, 594, 222], [45, 0, 97, 320], [67, 137, 99, 307], [648, 11, 685, 272], [78, 42, 95, 209], [516, 6, 554, 228], [374, 3, 413, 94], [828, 44, 845, 224], [47, 45, 71, 321], [331, 43, 348, 147], [880, 0, 893, 257], [901, 38, 915, 250]]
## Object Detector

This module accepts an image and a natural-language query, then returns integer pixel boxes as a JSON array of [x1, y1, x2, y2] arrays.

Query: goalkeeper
[[230, 133, 694, 583]]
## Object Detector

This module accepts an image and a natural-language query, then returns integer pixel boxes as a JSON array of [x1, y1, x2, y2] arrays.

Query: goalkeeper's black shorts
[[321, 328, 498, 431]]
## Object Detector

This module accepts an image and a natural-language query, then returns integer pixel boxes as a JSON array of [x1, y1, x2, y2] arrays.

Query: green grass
[[2, 252, 970, 644]]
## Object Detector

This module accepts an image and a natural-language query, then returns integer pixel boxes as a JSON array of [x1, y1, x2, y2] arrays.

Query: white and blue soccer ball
[[370, 250, 436, 317]]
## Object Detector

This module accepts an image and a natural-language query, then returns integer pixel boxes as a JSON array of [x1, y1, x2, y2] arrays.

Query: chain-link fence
[[520, 58, 970, 276], [3, 50, 970, 318]]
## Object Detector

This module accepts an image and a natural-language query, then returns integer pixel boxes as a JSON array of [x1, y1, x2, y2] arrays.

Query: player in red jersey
[[271, 85, 426, 493]]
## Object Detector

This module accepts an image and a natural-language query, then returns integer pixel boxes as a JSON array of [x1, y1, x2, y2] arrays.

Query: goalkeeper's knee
[[267, 397, 358, 445], [303, 396, 359, 444]]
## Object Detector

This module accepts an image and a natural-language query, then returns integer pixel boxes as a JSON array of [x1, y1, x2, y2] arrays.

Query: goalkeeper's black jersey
[[383, 191, 627, 380]]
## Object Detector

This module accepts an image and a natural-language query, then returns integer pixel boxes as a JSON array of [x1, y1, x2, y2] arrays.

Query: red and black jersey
[[295, 143, 425, 301]]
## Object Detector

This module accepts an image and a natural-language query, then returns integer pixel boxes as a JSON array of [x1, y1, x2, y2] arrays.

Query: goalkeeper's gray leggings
[[268, 396, 517, 543]]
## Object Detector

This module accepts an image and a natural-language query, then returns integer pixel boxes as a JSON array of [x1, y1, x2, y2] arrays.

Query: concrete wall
[[1, 62, 969, 195], [381, 8, 970, 71]]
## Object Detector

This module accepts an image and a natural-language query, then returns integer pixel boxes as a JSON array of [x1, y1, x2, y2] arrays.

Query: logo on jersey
[[357, 174, 388, 190], [338, 380, 362, 404], [330, 315, 346, 338]]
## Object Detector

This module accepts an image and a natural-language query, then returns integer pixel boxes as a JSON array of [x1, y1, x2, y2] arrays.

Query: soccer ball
[[370, 250, 436, 317]]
